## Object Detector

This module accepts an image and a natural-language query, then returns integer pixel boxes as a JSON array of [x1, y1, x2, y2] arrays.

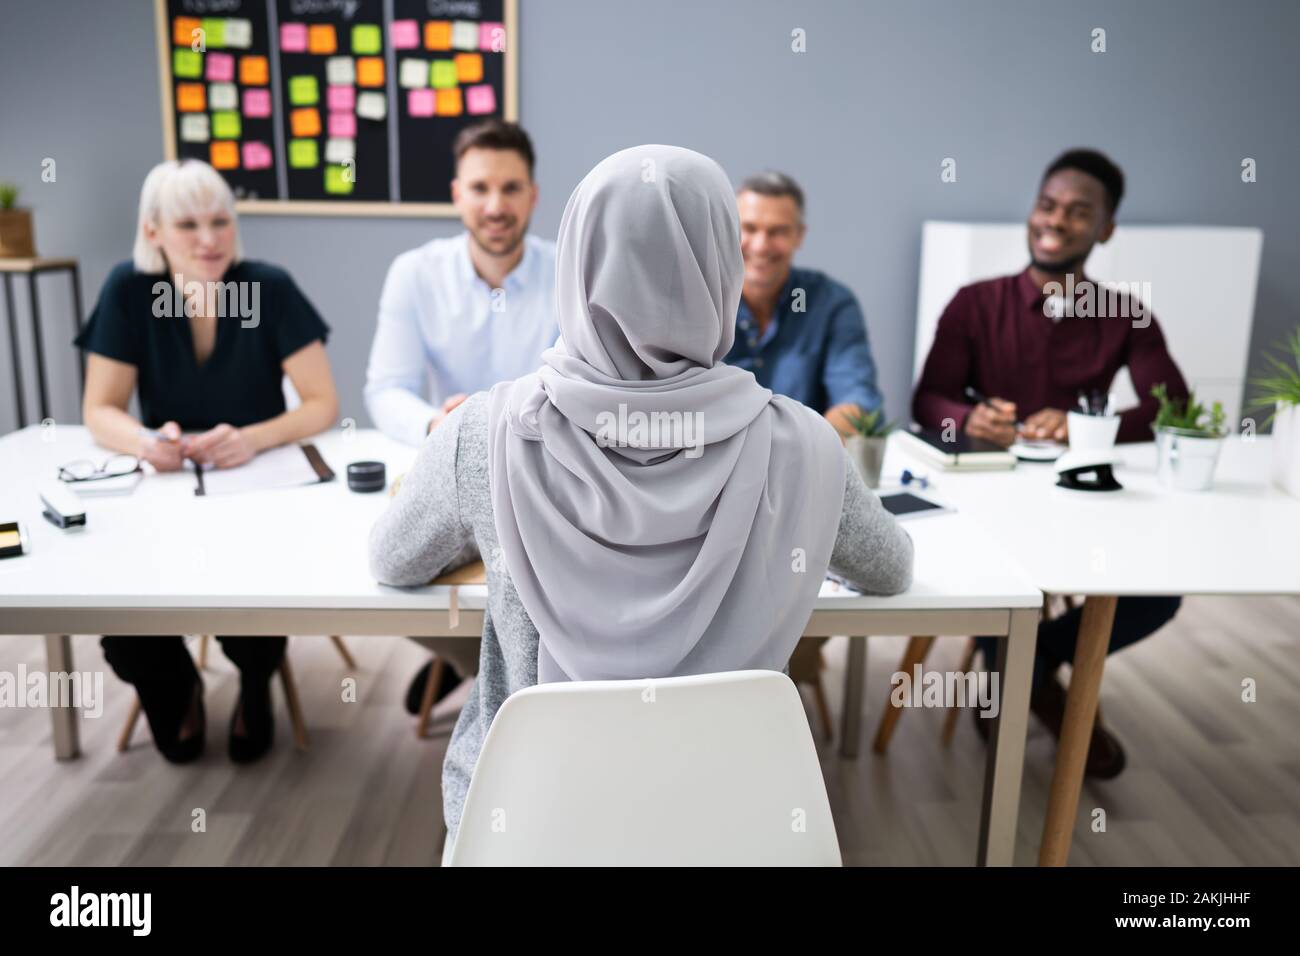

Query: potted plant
[[1151, 382, 1227, 491], [0, 182, 36, 258], [1249, 326, 1300, 498], [843, 408, 894, 488]]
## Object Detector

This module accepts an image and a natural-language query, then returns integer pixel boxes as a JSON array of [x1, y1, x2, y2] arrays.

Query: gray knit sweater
[[368, 392, 914, 844]]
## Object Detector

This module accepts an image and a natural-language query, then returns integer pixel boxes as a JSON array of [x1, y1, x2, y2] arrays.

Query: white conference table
[[887, 434, 1300, 866], [0, 424, 1042, 866]]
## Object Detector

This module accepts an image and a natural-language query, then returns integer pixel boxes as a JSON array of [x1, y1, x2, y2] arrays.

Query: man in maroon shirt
[[914, 149, 1184, 778]]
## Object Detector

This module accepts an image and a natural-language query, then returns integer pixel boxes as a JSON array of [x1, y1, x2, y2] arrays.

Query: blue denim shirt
[[725, 266, 882, 415]]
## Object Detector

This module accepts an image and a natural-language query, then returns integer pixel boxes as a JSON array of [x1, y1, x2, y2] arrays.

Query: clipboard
[[194, 443, 334, 496]]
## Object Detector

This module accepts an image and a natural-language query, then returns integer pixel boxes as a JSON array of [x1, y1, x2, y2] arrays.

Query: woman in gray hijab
[[370, 145, 914, 844]]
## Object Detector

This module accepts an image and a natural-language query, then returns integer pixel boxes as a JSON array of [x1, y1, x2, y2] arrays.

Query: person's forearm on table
[[242, 396, 338, 452], [84, 403, 152, 456]]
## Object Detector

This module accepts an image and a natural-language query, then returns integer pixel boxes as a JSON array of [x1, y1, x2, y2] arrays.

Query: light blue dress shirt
[[364, 233, 557, 445]]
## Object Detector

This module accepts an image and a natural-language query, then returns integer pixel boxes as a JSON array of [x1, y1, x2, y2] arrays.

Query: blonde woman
[[76, 159, 338, 763]]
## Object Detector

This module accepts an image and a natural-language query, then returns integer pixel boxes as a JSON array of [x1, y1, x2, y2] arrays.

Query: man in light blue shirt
[[365, 121, 556, 445], [365, 120, 556, 711]]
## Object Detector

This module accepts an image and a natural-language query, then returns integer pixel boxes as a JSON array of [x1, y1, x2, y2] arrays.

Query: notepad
[[896, 428, 1017, 471], [195, 444, 333, 496]]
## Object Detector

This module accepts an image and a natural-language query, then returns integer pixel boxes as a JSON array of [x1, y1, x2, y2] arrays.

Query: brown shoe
[[1030, 675, 1127, 779]]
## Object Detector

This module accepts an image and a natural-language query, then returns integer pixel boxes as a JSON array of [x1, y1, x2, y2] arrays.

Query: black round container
[[347, 460, 386, 493]]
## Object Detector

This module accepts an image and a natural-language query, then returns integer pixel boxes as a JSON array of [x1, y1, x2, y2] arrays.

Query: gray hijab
[[486, 145, 846, 683]]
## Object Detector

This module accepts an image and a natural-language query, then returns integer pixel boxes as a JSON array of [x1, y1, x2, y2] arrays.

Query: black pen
[[193, 460, 206, 497], [964, 386, 1025, 429]]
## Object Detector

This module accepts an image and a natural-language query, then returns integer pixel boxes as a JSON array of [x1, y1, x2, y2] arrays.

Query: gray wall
[[2, 0, 1297, 435]]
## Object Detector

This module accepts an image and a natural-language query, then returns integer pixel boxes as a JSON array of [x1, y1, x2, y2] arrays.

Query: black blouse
[[75, 260, 330, 431]]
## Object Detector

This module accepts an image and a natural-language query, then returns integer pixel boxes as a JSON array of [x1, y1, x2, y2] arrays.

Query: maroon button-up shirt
[[912, 268, 1189, 443]]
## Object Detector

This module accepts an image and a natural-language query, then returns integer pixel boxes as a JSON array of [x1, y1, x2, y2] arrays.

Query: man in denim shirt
[[724, 171, 883, 437]]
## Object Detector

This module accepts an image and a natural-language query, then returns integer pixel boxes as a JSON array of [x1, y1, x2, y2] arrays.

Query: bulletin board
[[155, 0, 518, 217]]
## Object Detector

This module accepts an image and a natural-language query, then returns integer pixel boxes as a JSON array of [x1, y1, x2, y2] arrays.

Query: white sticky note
[[356, 91, 386, 120], [179, 113, 210, 143], [325, 56, 355, 86], [224, 18, 252, 49], [208, 82, 238, 111], [451, 20, 478, 50], [398, 58, 428, 89], [324, 138, 355, 164]]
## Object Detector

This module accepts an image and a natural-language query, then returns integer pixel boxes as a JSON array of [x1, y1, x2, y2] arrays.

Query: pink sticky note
[[281, 23, 308, 52], [242, 141, 273, 170], [465, 83, 496, 115], [205, 52, 234, 82], [408, 88, 435, 117], [390, 19, 419, 49], [242, 87, 272, 118], [327, 84, 355, 111], [479, 22, 505, 52], [328, 111, 356, 138]]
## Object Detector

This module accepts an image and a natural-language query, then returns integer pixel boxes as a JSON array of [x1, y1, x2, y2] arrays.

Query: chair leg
[[941, 636, 980, 746], [872, 635, 936, 754], [117, 696, 142, 752], [197, 635, 210, 670], [278, 655, 309, 752], [810, 673, 834, 743], [329, 635, 357, 670], [416, 657, 447, 739]]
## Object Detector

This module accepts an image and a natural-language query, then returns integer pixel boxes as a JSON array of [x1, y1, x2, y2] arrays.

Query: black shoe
[[139, 672, 205, 764], [229, 674, 275, 764], [1029, 675, 1128, 779], [404, 659, 462, 715]]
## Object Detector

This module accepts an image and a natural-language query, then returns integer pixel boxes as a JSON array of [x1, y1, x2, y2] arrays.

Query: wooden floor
[[1, 595, 1296, 866]]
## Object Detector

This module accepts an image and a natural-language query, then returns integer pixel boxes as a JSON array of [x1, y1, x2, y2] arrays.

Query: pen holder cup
[[1067, 412, 1120, 454]]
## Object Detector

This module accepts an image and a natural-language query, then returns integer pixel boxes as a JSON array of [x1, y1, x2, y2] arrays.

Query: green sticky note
[[351, 23, 381, 54], [325, 165, 354, 194], [173, 49, 202, 78], [431, 60, 457, 88], [289, 75, 319, 106], [211, 111, 241, 139], [200, 17, 225, 48], [289, 139, 319, 169]]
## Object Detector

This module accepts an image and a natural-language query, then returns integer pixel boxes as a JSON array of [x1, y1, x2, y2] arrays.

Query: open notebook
[[193, 443, 334, 496]]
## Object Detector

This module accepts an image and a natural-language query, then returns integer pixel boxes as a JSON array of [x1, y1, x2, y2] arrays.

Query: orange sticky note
[[239, 55, 269, 85], [454, 52, 483, 83], [173, 17, 201, 47], [308, 24, 337, 54], [356, 56, 384, 87], [424, 20, 452, 50], [436, 87, 463, 116], [176, 82, 206, 112], [290, 107, 321, 137], [209, 141, 239, 170]]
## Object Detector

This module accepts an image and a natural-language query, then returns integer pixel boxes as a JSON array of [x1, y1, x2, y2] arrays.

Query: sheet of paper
[[198, 444, 323, 496]]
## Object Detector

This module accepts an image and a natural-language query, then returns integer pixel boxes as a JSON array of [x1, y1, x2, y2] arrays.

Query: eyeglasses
[[58, 455, 142, 483]]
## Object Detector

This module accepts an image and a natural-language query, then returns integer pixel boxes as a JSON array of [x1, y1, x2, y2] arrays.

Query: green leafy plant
[[844, 408, 895, 439], [1151, 382, 1226, 437], [1248, 326, 1300, 423], [0, 183, 18, 211]]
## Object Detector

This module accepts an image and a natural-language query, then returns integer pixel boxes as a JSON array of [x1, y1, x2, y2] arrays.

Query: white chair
[[444, 670, 841, 866], [913, 221, 1264, 427]]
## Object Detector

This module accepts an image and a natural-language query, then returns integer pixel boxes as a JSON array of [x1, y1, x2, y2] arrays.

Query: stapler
[[39, 481, 87, 529]]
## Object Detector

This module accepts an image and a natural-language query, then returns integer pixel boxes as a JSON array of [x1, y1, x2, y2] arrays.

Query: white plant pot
[[1272, 402, 1300, 498], [845, 435, 887, 489], [1154, 426, 1225, 492]]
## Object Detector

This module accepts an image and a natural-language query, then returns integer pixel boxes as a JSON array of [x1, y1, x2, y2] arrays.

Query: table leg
[[1038, 594, 1117, 866], [27, 273, 50, 422], [3, 273, 25, 427], [69, 264, 86, 396], [977, 607, 1037, 866], [44, 634, 81, 760], [838, 636, 866, 758]]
